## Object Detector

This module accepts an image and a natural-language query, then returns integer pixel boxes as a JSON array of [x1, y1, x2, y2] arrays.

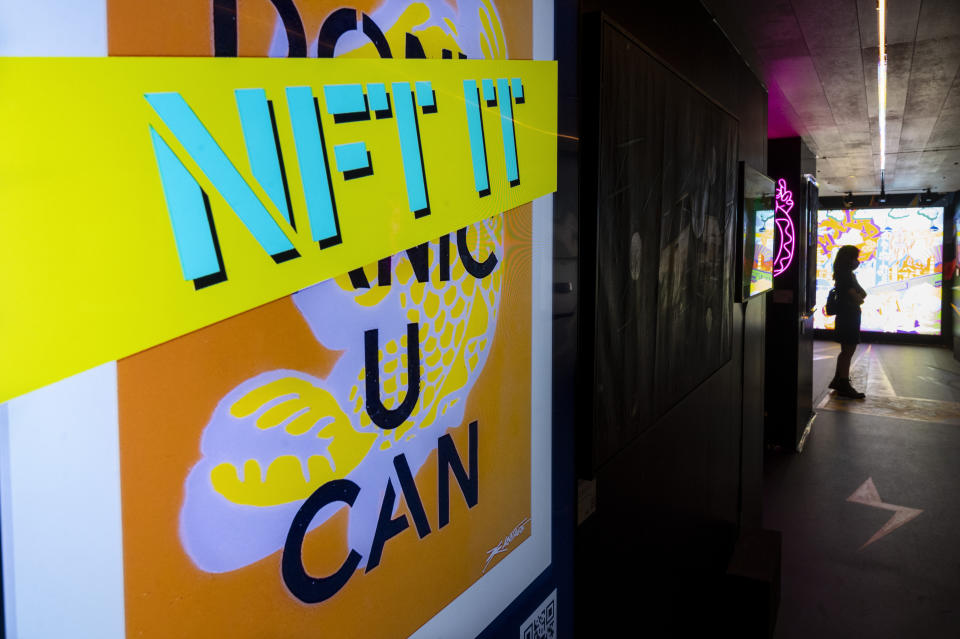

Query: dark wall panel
[[600, 353, 742, 528], [765, 138, 817, 450], [572, 2, 769, 634], [579, 0, 767, 170], [740, 294, 767, 529], [591, 26, 665, 465], [578, 325, 744, 636], [655, 75, 738, 414], [580, 16, 742, 470]]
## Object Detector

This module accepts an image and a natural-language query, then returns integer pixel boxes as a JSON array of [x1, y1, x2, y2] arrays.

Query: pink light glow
[[767, 79, 804, 139], [773, 178, 795, 277]]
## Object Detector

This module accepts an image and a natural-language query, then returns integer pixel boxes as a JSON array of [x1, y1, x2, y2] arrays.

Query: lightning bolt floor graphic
[[846, 477, 923, 550]]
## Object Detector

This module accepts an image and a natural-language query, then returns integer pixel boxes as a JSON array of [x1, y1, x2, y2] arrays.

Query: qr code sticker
[[520, 589, 556, 639]]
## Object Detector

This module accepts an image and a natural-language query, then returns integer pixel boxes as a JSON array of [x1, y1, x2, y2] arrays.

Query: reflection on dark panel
[[591, 26, 664, 467], [580, 16, 741, 474], [654, 77, 737, 415]]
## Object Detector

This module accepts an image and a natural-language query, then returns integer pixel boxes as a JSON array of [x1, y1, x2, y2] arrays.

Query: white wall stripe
[[1, 363, 125, 638], [0, 0, 108, 56]]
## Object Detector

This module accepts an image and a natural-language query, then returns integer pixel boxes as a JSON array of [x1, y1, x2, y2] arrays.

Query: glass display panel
[[738, 163, 775, 299]]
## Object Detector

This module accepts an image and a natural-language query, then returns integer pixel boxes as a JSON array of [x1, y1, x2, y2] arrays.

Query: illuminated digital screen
[[814, 207, 944, 335], [751, 209, 775, 295], [737, 163, 774, 299]]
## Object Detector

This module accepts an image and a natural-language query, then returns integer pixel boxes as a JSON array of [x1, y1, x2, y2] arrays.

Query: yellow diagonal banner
[[0, 57, 557, 403]]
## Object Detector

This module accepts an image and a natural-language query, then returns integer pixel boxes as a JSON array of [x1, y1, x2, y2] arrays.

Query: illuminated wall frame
[[813, 206, 944, 337]]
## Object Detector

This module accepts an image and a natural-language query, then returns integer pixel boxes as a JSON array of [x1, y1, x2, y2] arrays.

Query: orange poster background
[[117, 205, 532, 638], [110, 4, 535, 636], [107, 0, 533, 60]]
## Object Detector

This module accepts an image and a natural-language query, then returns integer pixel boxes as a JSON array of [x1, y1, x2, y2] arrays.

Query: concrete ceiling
[[702, 0, 960, 196]]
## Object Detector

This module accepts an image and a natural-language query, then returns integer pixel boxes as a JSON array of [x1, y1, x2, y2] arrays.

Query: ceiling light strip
[[878, 0, 887, 185]]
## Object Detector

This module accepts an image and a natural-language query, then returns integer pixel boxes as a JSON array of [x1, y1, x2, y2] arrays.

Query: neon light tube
[[878, 0, 887, 177], [773, 178, 795, 277]]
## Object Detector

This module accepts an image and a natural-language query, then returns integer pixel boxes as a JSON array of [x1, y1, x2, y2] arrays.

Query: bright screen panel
[[814, 207, 944, 335], [751, 208, 775, 296], [737, 163, 774, 300]]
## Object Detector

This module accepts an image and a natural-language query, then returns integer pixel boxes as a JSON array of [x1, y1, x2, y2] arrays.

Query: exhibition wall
[[567, 2, 769, 636]]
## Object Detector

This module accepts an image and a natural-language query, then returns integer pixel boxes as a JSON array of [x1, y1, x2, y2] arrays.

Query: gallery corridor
[[4, 0, 960, 635], [765, 343, 960, 638]]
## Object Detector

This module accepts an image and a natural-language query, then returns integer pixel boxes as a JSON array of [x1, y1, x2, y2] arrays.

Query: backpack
[[825, 287, 839, 316]]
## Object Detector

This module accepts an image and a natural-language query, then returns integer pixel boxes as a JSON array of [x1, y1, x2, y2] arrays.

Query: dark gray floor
[[812, 340, 841, 404], [765, 343, 960, 639]]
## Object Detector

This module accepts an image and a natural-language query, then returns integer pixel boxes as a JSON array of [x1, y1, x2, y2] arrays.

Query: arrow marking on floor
[[847, 477, 923, 550]]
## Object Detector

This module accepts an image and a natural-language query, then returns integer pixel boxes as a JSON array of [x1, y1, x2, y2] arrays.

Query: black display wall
[[579, 0, 767, 171], [578, 15, 739, 473], [765, 137, 817, 452], [577, 17, 664, 473], [566, 2, 770, 636], [655, 76, 738, 417]]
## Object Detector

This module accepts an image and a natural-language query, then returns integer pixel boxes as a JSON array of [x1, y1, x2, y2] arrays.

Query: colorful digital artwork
[[751, 208, 775, 295], [814, 207, 944, 335]]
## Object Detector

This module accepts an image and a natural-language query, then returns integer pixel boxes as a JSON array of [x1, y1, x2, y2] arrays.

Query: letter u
[[364, 323, 421, 430]]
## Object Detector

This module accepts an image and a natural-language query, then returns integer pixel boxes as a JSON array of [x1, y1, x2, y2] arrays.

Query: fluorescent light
[[878, 0, 887, 182]]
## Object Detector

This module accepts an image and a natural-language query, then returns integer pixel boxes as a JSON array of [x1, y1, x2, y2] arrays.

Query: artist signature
[[482, 517, 531, 573]]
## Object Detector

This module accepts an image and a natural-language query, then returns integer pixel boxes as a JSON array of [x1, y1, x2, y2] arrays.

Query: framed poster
[[0, 1, 557, 637]]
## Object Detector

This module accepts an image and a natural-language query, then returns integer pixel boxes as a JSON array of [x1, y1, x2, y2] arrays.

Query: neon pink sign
[[772, 178, 795, 277]]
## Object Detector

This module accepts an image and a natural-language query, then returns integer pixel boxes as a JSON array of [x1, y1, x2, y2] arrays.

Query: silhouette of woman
[[830, 245, 867, 398]]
